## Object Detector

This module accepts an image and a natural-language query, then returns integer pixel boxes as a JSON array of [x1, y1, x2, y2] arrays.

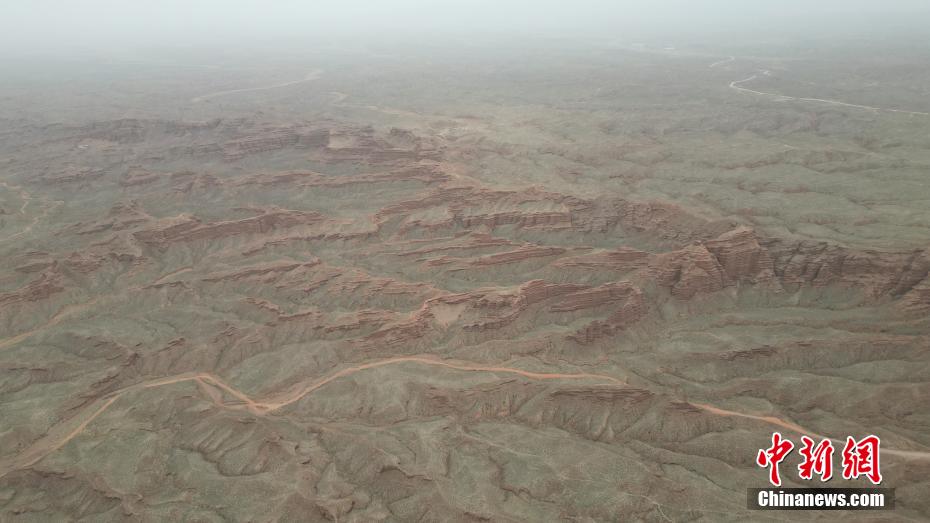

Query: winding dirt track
[[708, 55, 735, 68], [191, 69, 323, 103], [692, 403, 930, 459], [729, 70, 930, 116], [256, 356, 627, 412], [0, 298, 101, 351], [0, 357, 625, 478], [1, 356, 927, 480]]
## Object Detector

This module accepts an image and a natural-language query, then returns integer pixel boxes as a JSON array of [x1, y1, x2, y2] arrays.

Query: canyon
[[0, 40, 929, 521]]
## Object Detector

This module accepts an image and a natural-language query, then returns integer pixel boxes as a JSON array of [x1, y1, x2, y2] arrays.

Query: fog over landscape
[[0, 1, 928, 521], [4, 0, 930, 51]]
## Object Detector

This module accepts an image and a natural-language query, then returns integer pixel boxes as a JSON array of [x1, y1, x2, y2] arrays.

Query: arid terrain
[[1, 39, 929, 521]]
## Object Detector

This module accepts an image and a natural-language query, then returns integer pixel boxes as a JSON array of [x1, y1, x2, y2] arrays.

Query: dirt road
[[191, 69, 323, 103], [0, 357, 626, 478], [694, 402, 930, 459], [2, 357, 926, 480], [730, 70, 930, 116]]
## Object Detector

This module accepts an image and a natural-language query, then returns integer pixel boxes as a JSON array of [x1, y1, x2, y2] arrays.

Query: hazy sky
[[4, 1, 930, 52]]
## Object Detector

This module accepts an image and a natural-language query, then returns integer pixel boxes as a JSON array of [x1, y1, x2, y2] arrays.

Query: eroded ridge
[[2, 42, 930, 520], [0, 357, 628, 478], [3, 356, 927, 483]]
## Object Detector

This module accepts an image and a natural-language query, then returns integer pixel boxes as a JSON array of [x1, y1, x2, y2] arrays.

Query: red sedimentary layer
[[133, 209, 326, 247], [240, 165, 448, 189], [902, 278, 930, 312], [471, 246, 567, 266], [0, 273, 64, 308], [73, 202, 150, 236], [318, 310, 397, 334], [555, 248, 651, 272], [222, 128, 300, 160], [375, 186, 578, 233], [648, 244, 728, 299], [568, 286, 646, 344], [202, 261, 320, 283], [552, 223, 929, 305], [704, 226, 776, 284], [459, 211, 572, 229], [548, 282, 641, 313], [397, 233, 518, 258], [764, 239, 930, 298]]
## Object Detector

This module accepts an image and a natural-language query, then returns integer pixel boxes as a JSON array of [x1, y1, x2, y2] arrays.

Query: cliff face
[[640, 226, 775, 299], [649, 244, 728, 299], [764, 239, 930, 298], [705, 226, 776, 284]]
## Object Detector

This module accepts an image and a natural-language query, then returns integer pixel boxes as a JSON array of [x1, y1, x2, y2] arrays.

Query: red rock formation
[[593, 227, 776, 300], [704, 226, 776, 285], [73, 202, 150, 235], [459, 280, 647, 336], [471, 246, 566, 266], [570, 197, 735, 243], [222, 128, 299, 160], [133, 209, 326, 248], [376, 186, 578, 234], [318, 310, 396, 334], [202, 261, 319, 283], [359, 314, 432, 350], [555, 247, 651, 272], [569, 285, 646, 344], [459, 211, 572, 229], [549, 282, 640, 313], [240, 165, 448, 190], [765, 239, 930, 298], [61, 253, 106, 274], [396, 233, 517, 258], [901, 274, 930, 313], [517, 280, 590, 307], [0, 273, 64, 308], [647, 244, 726, 299]]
